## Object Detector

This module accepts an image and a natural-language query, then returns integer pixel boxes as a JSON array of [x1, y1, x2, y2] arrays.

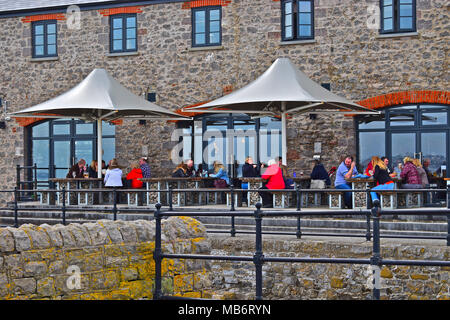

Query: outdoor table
[[139, 177, 215, 206], [48, 178, 103, 205]]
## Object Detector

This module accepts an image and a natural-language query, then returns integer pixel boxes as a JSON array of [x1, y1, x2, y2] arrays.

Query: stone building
[[0, 0, 448, 201]]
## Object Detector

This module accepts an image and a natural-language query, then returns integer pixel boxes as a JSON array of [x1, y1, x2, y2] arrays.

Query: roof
[[0, 0, 114, 12], [0, 0, 182, 16]]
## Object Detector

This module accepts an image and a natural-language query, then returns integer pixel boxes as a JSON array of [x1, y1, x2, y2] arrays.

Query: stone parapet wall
[[0, 217, 212, 299], [209, 235, 450, 300]]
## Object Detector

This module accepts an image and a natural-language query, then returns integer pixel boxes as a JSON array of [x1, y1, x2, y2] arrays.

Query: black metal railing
[[0, 187, 449, 300], [152, 202, 450, 301]]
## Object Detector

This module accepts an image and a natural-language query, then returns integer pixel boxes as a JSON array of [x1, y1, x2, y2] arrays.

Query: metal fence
[[152, 202, 450, 301], [0, 187, 449, 300]]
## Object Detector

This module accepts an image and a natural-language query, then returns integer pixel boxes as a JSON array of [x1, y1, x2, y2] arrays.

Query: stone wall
[[0, 0, 448, 199], [209, 235, 450, 300], [0, 217, 213, 299]]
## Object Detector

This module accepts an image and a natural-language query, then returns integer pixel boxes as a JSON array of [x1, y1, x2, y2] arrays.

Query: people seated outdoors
[[422, 158, 432, 178], [334, 155, 358, 209], [172, 162, 188, 178], [66, 159, 87, 178], [399, 157, 422, 189], [310, 158, 331, 188], [210, 161, 229, 188], [276, 156, 294, 189], [126, 162, 144, 189], [88, 160, 99, 178], [364, 157, 375, 177], [369, 156, 395, 207], [185, 159, 195, 177], [104, 158, 123, 187], [241, 157, 261, 204], [139, 157, 151, 178], [381, 156, 396, 177], [412, 158, 429, 188], [258, 159, 285, 208], [104, 158, 124, 203]]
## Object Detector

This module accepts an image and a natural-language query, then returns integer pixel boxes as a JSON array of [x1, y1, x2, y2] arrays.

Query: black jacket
[[373, 165, 393, 185], [242, 163, 260, 177], [172, 168, 187, 178], [310, 163, 331, 186]]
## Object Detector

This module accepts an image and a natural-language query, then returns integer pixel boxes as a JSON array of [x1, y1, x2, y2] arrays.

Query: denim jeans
[[370, 182, 395, 202], [335, 183, 352, 208]]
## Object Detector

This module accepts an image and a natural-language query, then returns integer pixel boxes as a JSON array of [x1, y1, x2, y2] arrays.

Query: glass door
[[75, 139, 94, 165], [53, 140, 71, 178], [391, 132, 416, 173], [420, 131, 447, 177]]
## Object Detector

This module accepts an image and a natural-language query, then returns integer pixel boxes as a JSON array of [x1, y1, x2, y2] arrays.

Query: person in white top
[[104, 158, 123, 187]]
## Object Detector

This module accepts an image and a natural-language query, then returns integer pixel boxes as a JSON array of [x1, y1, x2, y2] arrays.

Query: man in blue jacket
[[334, 155, 358, 209]]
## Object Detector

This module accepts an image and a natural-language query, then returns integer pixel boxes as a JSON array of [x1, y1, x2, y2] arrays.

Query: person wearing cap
[[139, 157, 151, 178]]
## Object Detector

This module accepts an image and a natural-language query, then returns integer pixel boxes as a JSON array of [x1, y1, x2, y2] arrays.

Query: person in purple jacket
[[400, 157, 422, 189]]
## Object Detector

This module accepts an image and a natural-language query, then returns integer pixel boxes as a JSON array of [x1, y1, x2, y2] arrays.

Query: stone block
[[0, 229, 14, 253]]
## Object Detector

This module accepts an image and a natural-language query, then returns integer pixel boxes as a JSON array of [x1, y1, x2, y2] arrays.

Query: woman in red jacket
[[258, 159, 285, 208], [126, 162, 144, 189]]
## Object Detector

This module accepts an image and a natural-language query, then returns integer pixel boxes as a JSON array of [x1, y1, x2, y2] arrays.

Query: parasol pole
[[281, 101, 287, 166]]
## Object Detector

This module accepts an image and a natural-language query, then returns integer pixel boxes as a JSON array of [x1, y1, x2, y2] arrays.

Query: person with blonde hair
[[370, 156, 395, 206], [412, 158, 429, 187], [172, 162, 188, 178], [400, 157, 422, 189], [210, 161, 229, 187]]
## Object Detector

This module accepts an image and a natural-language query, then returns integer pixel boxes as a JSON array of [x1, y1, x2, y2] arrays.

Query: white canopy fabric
[[189, 57, 375, 114], [187, 58, 378, 165], [11, 68, 184, 121], [11, 68, 189, 178]]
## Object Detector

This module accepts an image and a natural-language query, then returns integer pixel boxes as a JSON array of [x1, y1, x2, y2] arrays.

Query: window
[[281, 0, 314, 41], [192, 6, 221, 47], [110, 14, 137, 53], [380, 0, 416, 34], [32, 20, 57, 58]]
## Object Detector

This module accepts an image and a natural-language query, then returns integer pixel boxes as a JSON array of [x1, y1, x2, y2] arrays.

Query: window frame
[[281, 0, 314, 41], [31, 20, 58, 58], [109, 13, 138, 54], [191, 6, 222, 48], [380, 0, 416, 34]]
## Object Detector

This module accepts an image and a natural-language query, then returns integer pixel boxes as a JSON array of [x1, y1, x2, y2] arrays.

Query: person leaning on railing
[[370, 156, 395, 207]]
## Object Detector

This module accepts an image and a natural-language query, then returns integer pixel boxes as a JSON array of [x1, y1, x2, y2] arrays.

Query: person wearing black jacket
[[172, 163, 188, 178], [310, 160, 331, 186], [241, 157, 260, 203], [370, 156, 394, 206]]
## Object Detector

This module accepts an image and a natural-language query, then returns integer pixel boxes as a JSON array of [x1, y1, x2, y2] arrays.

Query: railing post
[[447, 184, 450, 246], [230, 184, 235, 212], [153, 203, 162, 300], [168, 186, 173, 211], [370, 200, 382, 300], [253, 202, 264, 300], [113, 188, 117, 221], [61, 186, 66, 226], [16, 164, 21, 202], [366, 187, 372, 242], [296, 185, 302, 239], [13, 187, 18, 228], [33, 163, 37, 200]]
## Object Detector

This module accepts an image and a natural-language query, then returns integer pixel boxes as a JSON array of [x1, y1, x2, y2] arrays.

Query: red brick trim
[[182, 0, 232, 9], [21, 14, 66, 23], [15, 115, 122, 127], [357, 90, 450, 110], [98, 6, 143, 16]]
